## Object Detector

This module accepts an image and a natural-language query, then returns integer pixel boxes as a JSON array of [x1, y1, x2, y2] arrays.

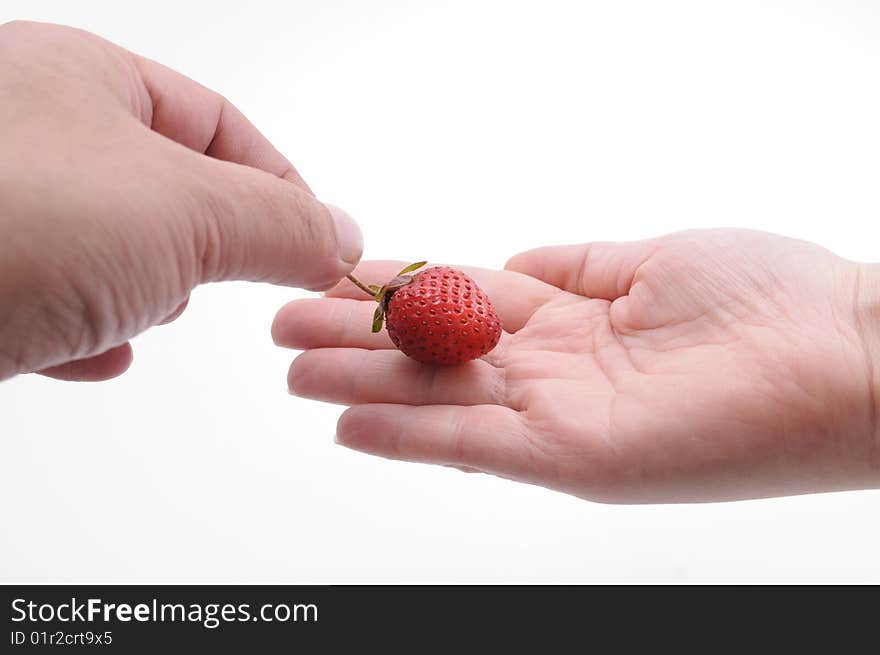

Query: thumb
[[193, 158, 363, 290], [128, 53, 362, 289], [504, 239, 658, 300]]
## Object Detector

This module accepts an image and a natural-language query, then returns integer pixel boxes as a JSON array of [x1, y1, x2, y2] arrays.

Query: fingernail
[[326, 204, 363, 266]]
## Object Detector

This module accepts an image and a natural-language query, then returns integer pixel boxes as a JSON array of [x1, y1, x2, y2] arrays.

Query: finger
[[288, 348, 505, 406], [325, 261, 558, 332], [159, 296, 189, 325], [504, 239, 660, 300], [190, 159, 362, 289], [336, 404, 540, 480], [133, 55, 312, 193], [134, 58, 364, 291], [37, 342, 133, 382], [445, 465, 484, 474], [272, 298, 394, 350]]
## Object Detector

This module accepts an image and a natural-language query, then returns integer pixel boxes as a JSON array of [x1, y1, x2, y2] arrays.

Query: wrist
[[854, 262, 880, 460]]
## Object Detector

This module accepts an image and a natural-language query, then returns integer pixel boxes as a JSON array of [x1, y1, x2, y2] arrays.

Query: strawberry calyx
[[345, 261, 427, 333]]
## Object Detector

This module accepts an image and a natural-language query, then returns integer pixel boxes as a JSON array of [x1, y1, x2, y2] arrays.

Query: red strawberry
[[346, 263, 502, 365]]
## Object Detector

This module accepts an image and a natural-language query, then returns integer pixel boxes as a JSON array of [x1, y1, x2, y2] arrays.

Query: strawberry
[[346, 262, 502, 365]]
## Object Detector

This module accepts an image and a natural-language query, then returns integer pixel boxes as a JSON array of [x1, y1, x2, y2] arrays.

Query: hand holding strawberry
[[274, 231, 880, 504], [0, 21, 362, 382]]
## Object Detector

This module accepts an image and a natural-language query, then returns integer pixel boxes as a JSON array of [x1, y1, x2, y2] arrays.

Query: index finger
[[133, 55, 312, 193]]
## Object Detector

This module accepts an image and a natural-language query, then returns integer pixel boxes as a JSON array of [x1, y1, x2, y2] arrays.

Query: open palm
[[272, 229, 878, 502]]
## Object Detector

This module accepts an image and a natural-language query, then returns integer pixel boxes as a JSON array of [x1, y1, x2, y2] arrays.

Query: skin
[[274, 230, 880, 502], [3, 23, 878, 505], [0, 21, 362, 382]]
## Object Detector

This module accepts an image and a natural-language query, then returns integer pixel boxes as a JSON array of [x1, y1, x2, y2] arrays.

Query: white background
[[2, 0, 879, 583]]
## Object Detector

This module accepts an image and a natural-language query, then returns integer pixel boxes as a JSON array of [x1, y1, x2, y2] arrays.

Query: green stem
[[346, 273, 375, 298]]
